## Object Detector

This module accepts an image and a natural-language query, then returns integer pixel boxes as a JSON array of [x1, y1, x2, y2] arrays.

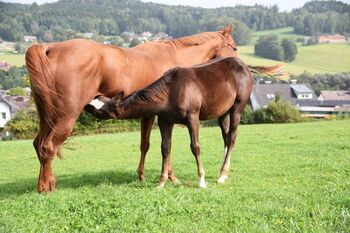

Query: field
[[0, 53, 25, 67], [240, 27, 350, 75], [0, 120, 349, 232]]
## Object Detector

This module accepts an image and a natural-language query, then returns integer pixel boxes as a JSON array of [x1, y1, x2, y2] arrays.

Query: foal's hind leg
[[158, 117, 174, 188], [218, 105, 243, 184], [187, 115, 206, 188], [217, 113, 230, 184]]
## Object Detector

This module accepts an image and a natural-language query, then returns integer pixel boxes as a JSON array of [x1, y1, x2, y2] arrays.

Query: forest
[[0, 0, 349, 44]]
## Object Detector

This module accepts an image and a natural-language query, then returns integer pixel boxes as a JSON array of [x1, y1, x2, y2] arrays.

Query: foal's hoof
[[38, 176, 56, 193], [217, 175, 228, 184], [199, 179, 207, 188]]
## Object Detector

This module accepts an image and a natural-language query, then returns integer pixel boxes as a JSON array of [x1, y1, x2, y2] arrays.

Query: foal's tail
[[248, 64, 289, 81], [26, 44, 61, 137]]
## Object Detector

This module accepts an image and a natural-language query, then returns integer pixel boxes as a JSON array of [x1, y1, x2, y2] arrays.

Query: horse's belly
[[199, 100, 234, 120]]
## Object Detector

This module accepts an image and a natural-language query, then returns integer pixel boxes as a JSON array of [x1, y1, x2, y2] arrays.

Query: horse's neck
[[173, 40, 219, 66]]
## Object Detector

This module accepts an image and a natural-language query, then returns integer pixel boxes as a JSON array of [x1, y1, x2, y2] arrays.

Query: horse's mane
[[125, 68, 180, 106], [163, 31, 222, 48]]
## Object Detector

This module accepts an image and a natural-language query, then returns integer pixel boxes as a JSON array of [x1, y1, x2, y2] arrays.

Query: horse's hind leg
[[34, 117, 76, 193], [187, 115, 206, 188], [217, 104, 244, 184], [157, 117, 174, 188]]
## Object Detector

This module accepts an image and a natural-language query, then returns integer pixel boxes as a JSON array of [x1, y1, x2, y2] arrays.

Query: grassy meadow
[[0, 53, 25, 67], [0, 120, 349, 232]]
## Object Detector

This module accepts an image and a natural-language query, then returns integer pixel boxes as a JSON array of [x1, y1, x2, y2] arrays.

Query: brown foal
[[85, 57, 253, 188]]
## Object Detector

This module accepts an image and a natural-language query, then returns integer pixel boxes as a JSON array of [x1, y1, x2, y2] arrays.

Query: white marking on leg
[[89, 99, 105, 109], [217, 175, 227, 184], [224, 146, 228, 156], [199, 177, 207, 188]]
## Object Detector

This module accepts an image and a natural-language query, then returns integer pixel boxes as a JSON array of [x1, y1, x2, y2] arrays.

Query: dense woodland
[[0, 0, 349, 44]]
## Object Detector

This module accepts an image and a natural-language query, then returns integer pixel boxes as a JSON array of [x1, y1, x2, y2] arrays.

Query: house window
[[1, 112, 5, 119], [266, 94, 275, 99]]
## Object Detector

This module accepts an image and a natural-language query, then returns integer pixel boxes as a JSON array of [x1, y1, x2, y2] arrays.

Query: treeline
[[0, 0, 349, 44], [291, 1, 350, 36]]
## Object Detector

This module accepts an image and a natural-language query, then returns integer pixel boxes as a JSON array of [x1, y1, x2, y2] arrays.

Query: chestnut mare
[[26, 25, 283, 192], [85, 56, 253, 188]]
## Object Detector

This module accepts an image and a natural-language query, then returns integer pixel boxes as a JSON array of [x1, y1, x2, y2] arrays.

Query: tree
[[129, 38, 141, 48], [255, 35, 284, 61], [281, 39, 297, 62], [9, 87, 26, 96]]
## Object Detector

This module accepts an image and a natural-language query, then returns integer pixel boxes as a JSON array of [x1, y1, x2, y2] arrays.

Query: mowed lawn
[[0, 120, 349, 232]]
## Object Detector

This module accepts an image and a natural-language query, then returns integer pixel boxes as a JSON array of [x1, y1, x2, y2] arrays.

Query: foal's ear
[[115, 91, 124, 99], [221, 24, 233, 37]]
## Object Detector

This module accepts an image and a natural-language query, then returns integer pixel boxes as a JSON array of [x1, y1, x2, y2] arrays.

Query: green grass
[[0, 120, 349, 232], [0, 53, 25, 67], [239, 43, 350, 75]]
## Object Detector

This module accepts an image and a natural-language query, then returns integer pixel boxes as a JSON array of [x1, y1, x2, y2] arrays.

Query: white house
[[0, 95, 15, 128]]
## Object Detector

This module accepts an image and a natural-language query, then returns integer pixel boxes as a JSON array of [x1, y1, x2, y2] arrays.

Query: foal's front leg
[[158, 117, 174, 188], [187, 115, 206, 188]]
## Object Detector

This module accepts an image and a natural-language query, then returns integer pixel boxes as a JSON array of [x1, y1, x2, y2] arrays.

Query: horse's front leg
[[157, 117, 174, 188], [138, 117, 178, 182]]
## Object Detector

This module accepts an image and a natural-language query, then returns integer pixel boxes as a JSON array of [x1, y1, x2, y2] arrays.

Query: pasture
[[0, 53, 25, 67], [0, 120, 349, 232]]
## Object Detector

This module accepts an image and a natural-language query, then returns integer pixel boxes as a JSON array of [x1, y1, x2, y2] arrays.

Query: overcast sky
[[3, 0, 350, 12]]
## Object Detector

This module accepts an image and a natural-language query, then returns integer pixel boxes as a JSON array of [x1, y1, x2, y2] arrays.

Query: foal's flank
[[86, 57, 253, 188]]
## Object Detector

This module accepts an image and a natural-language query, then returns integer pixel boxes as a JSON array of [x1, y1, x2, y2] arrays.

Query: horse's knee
[[161, 142, 170, 157], [190, 143, 200, 156], [140, 141, 150, 152]]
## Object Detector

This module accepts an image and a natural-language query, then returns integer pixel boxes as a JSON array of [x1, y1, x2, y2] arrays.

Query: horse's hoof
[[217, 175, 227, 184], [171, 178, 181, 185], [136, 168, 145, 182]]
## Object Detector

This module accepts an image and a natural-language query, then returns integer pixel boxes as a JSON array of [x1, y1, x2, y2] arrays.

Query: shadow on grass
[[0, 169, 159, 198]]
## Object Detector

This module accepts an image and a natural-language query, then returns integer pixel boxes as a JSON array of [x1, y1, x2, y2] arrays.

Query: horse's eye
[[233, 47, 237, 51]]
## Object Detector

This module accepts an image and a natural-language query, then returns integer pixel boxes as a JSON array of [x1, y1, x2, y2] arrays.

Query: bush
[[264, 99, 302, 123], [240, 106, 255, 124], [5, 110, 39, 139]]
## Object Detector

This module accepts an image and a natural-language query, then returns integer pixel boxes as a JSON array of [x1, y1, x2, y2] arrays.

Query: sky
[[2, 0, 350, 12]]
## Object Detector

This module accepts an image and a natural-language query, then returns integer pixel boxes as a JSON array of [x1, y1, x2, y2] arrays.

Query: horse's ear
[[221, 24, 233, 37]]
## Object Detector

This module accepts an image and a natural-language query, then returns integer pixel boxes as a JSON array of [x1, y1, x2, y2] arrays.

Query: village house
[[0, 95, 16, 128], [318, 34, 347, 43], [23, 36, 37, 43], [250, 83, 350, 118], [0, 61, 11, 71]]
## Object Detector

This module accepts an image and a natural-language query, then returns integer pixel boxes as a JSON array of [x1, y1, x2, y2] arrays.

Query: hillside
[[0, 120, 349, 232], [240, 27, 350, 75]]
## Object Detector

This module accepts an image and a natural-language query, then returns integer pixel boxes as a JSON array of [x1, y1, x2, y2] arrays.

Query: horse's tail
[[25, 44, 61, 141], [248, 64, 289, 81]]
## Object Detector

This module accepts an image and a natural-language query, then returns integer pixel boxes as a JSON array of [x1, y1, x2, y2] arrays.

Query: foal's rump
[[189, 57, 252, 120]]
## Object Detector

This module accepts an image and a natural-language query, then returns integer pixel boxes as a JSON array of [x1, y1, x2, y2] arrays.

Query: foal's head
[[214, 25, 238, 58]]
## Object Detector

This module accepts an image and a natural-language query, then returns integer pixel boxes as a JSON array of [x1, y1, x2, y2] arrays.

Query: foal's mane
[[164, 31, 223, 48], [125, 68, 180, 106]]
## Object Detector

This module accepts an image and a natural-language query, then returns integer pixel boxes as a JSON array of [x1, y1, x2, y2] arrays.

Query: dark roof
[[250, 84, 317, 110], [297, 99, 350, 107], [0, 95, 16, 111]]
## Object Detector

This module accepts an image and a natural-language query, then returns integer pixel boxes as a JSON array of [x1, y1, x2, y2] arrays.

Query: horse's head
[[214, 25, 238, 58]]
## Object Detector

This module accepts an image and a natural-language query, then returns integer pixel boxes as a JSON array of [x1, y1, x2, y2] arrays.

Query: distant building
[[0, 95, 16, 128], [24, 36, 37, 43], [318, 91, 350, 101], [318, 34, 346, 44], [141, 32, 152, 38], [0, 61, 11, 71], [83, 33, 94, 39], [250, 83, 350, 118], [250, 83, 317, 111]]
